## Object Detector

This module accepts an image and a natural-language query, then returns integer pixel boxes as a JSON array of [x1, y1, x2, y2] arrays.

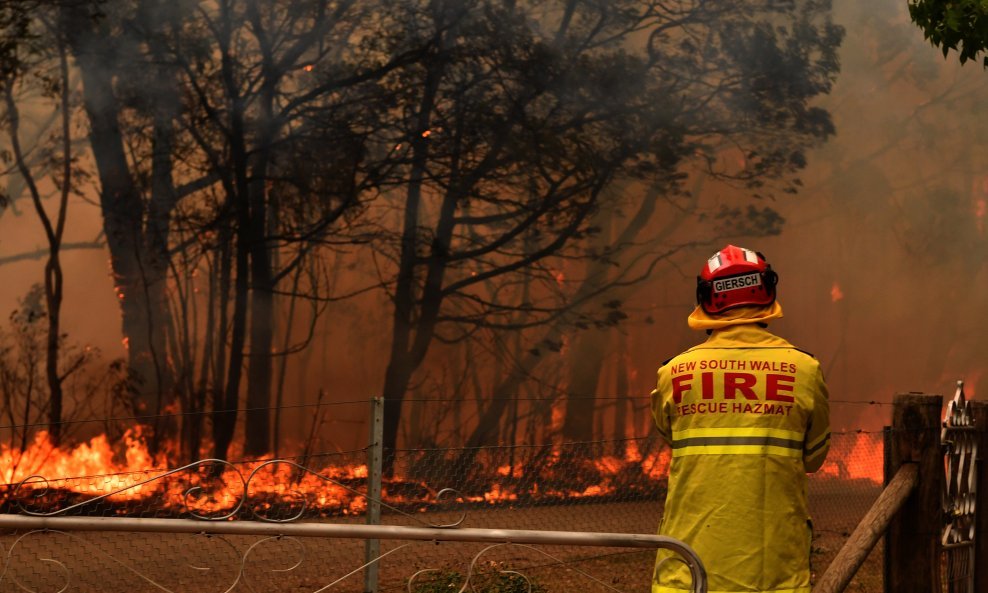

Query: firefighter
[[651, 245, 830, 593]]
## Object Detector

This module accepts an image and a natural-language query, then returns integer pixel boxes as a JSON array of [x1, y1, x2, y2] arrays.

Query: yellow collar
[[686, 301, 784, 331]]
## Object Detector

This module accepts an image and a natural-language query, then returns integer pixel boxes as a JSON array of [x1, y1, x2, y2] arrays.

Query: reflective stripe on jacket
[[651, 324, 830, 593]]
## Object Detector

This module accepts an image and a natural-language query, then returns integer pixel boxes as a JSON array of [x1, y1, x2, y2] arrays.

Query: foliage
[[0, 1, 37, 82], [908, 0, 988, 66], [410, 566, 548, 593]]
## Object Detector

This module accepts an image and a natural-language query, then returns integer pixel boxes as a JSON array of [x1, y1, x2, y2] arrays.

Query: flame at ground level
[[0, 430, 881, 518], [818, 431, 884, 484], [0, 431, 373, 517]]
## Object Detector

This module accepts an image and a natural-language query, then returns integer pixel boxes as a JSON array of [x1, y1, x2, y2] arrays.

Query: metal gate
[[942, 381, 978, 593], [0, 458, 706, 593]]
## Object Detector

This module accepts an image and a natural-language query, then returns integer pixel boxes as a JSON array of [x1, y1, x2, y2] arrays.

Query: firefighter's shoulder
[[789, 347, 822, 372], [659, 344, 705, 367], [792, 347, 817, 360], [658, 351, 689, 368]]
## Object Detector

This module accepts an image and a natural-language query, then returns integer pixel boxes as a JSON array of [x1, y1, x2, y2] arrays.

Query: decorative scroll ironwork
[[0, 526, 424, 593], [941, 380, 978, 593], [0, 528, 245, 593], [10, 458, 464, 528], [12, 459, 248, 520]]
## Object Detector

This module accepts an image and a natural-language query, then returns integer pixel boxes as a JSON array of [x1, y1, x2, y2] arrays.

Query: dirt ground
[[0, 478, 882, 593], [808, 478, 884, 592]]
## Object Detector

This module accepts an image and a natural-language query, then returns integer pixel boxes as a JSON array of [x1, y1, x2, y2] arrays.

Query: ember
[[830, 281, 844, 303]]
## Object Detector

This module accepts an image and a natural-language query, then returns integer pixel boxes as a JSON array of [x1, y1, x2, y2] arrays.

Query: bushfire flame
[[830, 281, 844, 303], [0, 430, 370, 516], [818, 431, 883, 483], [0, 429, 881, 517], [976, 199, 986, 234]]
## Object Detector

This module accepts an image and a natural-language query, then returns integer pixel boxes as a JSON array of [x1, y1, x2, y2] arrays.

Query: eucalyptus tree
[[0, 0, 86, 444], [166, 0, 430, 458], [48, 0, 421, 460], [55, 0, 194, 449]]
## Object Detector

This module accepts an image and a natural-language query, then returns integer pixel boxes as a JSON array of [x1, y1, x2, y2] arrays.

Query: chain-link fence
[[0, 398, 891, 592]]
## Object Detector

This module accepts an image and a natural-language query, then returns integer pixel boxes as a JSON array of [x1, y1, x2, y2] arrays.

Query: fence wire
[[0, 426, 889, 593]]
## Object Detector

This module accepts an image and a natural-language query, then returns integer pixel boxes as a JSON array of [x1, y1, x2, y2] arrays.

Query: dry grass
[[809, 478, 884, 592]]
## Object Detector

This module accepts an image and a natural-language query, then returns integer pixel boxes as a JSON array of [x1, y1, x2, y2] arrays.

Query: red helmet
[[696, 245, 778, 314]]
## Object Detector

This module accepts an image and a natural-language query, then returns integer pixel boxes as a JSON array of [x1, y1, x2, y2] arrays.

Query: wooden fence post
[[972, 400, 988, 593], [813, 465, 917, 593], [885, 393, 942, 593]]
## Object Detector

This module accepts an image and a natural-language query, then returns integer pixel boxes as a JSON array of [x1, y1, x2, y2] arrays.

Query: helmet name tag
[[713, 273, 762, 293]]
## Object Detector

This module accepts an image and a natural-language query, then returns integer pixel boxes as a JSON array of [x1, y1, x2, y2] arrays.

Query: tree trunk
[[142, 0, 182, 451], [245, 254, 274, 456], [43, 259, 64, 445], [214, 224, 248, 460], [210, 222, 236, 460], [380, 49, 444, 476], [60, 4, 171, 422], [243, 77, 277, 458], [561, 328, 608, 442], [561, 202, 615, 443], [213, 0, 254, 461], [188, 248, 220, 464], [612, 332, 629, 456], [272, 264, 303, 459]]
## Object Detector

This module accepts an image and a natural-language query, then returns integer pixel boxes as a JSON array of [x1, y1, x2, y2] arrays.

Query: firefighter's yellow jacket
[[651, 316, 830, 593]]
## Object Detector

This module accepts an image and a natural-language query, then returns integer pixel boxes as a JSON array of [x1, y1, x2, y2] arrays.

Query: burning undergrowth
[[0, 429, 881, 520], [0, 431, 672, 519]]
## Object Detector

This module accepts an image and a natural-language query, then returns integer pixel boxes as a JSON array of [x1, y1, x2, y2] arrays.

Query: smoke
[[726, 0, 988, 429], [0, 0, 981, 454]]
